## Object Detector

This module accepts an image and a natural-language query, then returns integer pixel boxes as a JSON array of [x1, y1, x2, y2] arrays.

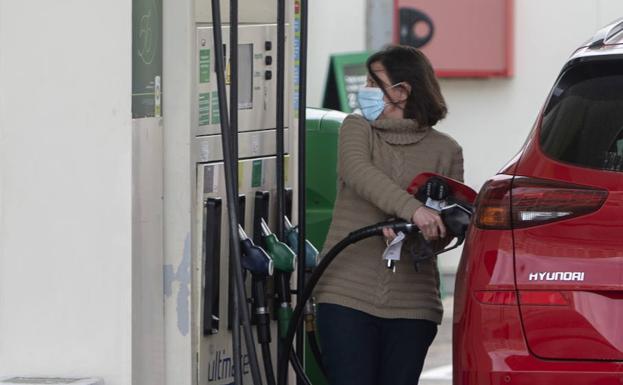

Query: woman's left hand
[[383, 227, 397, 245]]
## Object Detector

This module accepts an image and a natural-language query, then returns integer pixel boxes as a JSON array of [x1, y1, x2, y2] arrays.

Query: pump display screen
[[238, 44, 253, 110]]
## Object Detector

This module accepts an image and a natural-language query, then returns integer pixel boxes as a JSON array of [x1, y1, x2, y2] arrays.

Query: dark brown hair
[[366, 45, 447, 126]]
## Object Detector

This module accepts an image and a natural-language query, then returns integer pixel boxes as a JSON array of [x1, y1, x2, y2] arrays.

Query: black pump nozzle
[[241, 222, 277, 385], [239, 225, 274, 276]]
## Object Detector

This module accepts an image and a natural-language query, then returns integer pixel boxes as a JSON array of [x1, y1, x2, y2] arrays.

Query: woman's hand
[[412, 206, 446, 240], [382, 227, 397, 245]]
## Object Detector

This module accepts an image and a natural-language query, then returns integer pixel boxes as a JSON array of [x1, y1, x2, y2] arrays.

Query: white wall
[[308, 0, 367, 106], [162, 0, 194, 383], [132, 118, 165, 385], [0, 1, 133, 384]]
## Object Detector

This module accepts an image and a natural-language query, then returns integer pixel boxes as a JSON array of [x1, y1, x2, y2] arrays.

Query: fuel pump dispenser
[[162, 0, 300, 383]]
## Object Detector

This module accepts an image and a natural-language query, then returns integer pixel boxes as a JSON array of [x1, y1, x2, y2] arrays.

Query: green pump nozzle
[[259, 218, 296, 273], [283, 216, 319, 270], [260, 218, 296, 338]]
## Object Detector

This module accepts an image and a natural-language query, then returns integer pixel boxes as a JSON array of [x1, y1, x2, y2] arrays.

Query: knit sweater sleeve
[[337, 115, 422, 221], [448, 146, 464, 182]]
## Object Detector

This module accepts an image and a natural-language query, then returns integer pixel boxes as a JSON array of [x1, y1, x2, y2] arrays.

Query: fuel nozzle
[[304, 298, 317, 332], [259, 218, 296, 273], [239, 225, 274, 277], [240, 224, 275, 368], [425, 177, 450, 201], [260, 218, 296, 338], [283, 216, 319, 270]]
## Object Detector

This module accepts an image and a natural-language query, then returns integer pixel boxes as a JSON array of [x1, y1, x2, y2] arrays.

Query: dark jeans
[[317, 303, 437, 385]]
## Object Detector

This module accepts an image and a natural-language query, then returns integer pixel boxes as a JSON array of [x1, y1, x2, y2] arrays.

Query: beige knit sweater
[[314, 114, 463, 324]]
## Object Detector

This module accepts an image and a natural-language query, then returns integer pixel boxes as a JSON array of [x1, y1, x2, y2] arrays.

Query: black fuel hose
[[275, 0, 289, 383], [210, 0, 263, 383], [289, 349, 312, 384], [277, 220, 416, 385], [261, 343, 276, 385], [253, 277, 276, 385], [303, 298, 328, 379], [295, 0, 309, 381], [306, 331, 326, 378], [229, 0, 242, 383]]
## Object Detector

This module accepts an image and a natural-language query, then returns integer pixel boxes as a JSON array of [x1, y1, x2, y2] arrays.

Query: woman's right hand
[[412, 206, 446, 241]]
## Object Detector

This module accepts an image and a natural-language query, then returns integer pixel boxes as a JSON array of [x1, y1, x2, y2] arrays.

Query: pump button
[[265, 56, 273, 66], [265, 70, 273, 80], [265, 41, 272, 51]]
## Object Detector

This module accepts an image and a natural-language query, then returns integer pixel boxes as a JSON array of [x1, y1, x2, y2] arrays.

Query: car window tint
[[540, 59, 623, 172]]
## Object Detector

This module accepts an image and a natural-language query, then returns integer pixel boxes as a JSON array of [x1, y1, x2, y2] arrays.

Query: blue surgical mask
[[357, 87, 386, 121], [357, 83, 404, 121]]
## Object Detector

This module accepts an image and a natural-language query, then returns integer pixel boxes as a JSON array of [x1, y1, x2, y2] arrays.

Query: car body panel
[[512, 55, 623, 361], [453, 26, 623, 384]]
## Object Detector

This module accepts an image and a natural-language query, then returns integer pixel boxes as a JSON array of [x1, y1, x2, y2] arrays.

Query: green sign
[[199, 49, 211, 84], [210, 91, 220, 125], [132, 0, 163, 118], [251, 160, 263, 188], [322, 52, 370, 113], [199, 93, 211, 126]]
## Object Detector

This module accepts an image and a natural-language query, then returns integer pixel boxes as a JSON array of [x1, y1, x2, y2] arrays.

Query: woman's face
[[366, 61, 410, 119]]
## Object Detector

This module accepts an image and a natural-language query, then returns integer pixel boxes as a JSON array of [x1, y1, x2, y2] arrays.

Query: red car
[[453, 20, 623, 384]]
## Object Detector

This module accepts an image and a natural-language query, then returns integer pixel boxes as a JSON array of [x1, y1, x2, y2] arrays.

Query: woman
[[315, 45, 463, 385]]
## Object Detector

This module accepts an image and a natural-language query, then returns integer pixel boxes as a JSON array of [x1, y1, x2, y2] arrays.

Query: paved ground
[[418, 295, 454, 385]]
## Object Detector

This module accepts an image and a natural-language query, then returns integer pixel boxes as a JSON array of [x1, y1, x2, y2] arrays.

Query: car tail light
[[511, 177, 607, 228], [474, 176, 513, 229], [474, 176, 607, 229]]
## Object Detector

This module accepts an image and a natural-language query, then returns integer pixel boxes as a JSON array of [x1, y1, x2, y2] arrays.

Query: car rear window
[[540, 59, 623, 172]]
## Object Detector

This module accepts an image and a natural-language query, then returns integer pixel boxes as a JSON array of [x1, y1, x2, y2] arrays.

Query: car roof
[[569, 18, 623, 62]]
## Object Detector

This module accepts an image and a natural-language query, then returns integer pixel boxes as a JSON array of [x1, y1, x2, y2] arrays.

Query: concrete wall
[[162, 0, 194, 383], [0, 1, 133, 383], [132, 118, 165, 385]]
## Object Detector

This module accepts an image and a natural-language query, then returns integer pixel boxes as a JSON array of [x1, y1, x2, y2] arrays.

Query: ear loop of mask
[[384, 82, 408, 110], [368, 70, 409, 111]]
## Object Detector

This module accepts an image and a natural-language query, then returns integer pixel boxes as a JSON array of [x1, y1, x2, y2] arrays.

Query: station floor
[[418, 272, 455, 385], [419, 295, 453, 385]]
